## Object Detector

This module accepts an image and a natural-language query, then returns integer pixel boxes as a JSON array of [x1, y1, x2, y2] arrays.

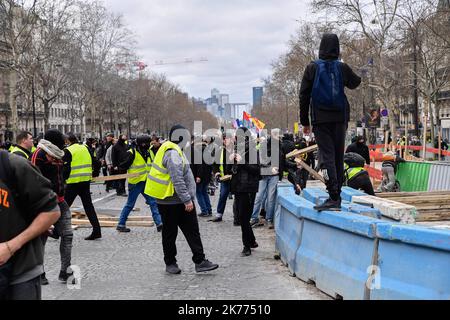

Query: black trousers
[[348, 172, 375, 196], [313, 123, 347, 199], [65, 181, 101, 235], [112, 169, 126, 194], [158, 203, 205, 265], [232, 198, 239, 224], [235, 192, 256, 248]]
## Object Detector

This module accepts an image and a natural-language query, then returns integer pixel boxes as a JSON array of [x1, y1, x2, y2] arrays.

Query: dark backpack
[[311, 59, 346, 111]]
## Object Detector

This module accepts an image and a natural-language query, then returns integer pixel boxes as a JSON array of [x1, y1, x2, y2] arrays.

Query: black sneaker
[[250, 242, 259, 249], [195, 259, 219, 273], [241, 247, 251, 257], [156, 224, 163, 232], [313, 198, 342, 212], [166, 263, 181, 274], [116, 226, 131, 233], [40, 273, 49, 285], [209, 217, 222, 222], [58, 270, 76, 284], [84, 233, 102, 240]]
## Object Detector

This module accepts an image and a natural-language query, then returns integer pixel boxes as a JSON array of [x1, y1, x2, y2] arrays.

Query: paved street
[[42, 184, 330, 300]]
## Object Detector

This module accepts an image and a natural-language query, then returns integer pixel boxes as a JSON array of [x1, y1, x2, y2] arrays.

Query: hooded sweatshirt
[[299, 33, 362, 126]]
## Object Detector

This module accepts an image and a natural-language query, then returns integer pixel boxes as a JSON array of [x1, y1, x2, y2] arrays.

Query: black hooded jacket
[[299, 34, 362, 126], [229, 128, 261, 194], [345, 141, 370, 165]]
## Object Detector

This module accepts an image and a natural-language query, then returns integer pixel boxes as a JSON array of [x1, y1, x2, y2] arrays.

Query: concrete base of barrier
[[352, 195, 417, 224]]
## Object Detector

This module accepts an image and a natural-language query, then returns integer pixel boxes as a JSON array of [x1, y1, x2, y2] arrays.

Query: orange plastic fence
[[364, 165, 383, 180], [368, 144, 450, 156]]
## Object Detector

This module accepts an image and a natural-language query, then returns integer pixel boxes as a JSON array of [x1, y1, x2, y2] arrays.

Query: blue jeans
[[216, 182, 230, 217], [196, 181, 212, 214], [118, 181, 162, 227], [251, 175, 278, 222]]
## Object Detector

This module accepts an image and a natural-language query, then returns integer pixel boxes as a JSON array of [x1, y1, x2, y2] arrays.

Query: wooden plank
[[71, 219, 154, 227], [294, 158, 325, 183], [285, 144, 318, 159], [377, 191, 450, 198], [415, 210, 450, 222], [219, 175, 232, 182], [96, 215, 153, 222]]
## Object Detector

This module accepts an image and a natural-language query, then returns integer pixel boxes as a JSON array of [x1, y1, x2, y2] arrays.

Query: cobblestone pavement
[[42, 183, 330, 300]]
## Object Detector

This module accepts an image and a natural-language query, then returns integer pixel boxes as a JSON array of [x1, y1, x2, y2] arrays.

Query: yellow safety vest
[[66, 143, 92, 184], [344, 164, 364, 181], [31, 146, 36, 154], [144, 141, 185, 200], [10, 146, 29, 159], [219, 147, 225, 177], [128, 149, 152, 185]]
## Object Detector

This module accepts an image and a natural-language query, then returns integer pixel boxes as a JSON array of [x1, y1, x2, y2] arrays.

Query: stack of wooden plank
[[377, 191, 450, 222], [71, 211, 154, 228]]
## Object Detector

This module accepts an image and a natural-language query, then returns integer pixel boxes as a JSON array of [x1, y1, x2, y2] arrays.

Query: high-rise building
[[253, 87, 263, 108]]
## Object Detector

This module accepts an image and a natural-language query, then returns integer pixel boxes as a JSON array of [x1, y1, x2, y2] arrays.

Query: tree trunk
[[43, 99, 50, 132], [9, 71, 18, 139]]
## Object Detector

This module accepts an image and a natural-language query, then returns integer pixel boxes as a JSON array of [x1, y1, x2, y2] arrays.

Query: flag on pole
[[252, 117, 265, 130]]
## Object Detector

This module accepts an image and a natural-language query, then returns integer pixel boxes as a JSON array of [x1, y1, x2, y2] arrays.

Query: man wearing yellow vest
[[10, 131, 34, 159], [343, 152, 375, 195], [63, 133, 101, 240], [116, 135, 162, 233], [145, 125, 218, 274]]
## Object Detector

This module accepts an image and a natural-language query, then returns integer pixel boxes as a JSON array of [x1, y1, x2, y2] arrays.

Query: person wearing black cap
[[30, 129, 74, 284], [115, 135, 163, 233], [145, 124, 218, 274], [299, 33, 361, 211]]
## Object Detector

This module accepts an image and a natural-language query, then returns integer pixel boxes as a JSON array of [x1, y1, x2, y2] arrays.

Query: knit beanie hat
[[44, 129, 65, 150]]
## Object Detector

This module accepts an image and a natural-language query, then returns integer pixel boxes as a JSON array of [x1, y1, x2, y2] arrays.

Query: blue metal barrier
[[372, 223, 450, 300]]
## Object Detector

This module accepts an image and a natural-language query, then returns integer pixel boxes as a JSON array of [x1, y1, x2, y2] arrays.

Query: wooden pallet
[[376, 192, 450, 222]]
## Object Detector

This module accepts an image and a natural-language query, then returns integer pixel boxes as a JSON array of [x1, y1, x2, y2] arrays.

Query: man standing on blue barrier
[[299, 33, 361, 211], [116, 135, 163, 233]]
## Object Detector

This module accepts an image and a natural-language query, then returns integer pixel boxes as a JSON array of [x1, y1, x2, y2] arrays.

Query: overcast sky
[[104, 0, 311, 104]]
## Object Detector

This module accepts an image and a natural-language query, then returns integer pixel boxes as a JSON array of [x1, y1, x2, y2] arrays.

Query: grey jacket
[[156, 149, 196, 205]]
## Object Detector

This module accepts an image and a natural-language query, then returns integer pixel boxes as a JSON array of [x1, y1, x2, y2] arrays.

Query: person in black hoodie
[[112, 134, 129, 196], [299, 33, 361, 211], [229, 127, 260, 257], [346, 135, 370, 165], [191, 139, 213, 217]]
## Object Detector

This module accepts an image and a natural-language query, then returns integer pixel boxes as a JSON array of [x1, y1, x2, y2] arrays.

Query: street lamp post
[[31, 76, 37, 137]]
